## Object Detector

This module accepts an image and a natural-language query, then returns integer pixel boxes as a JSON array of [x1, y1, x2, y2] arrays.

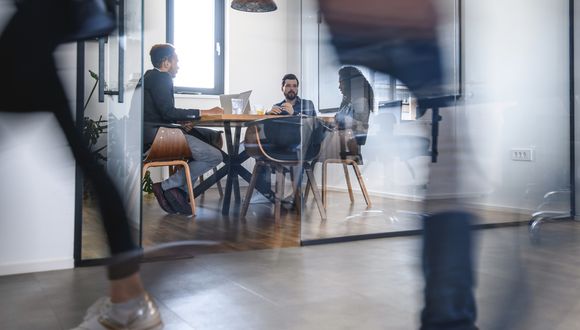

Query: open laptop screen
[[219, 90, 252, 114]]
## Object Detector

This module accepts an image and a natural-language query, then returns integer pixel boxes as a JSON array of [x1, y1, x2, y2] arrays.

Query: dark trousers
[[421, 211, 477, 330], [0, 0, 139, 280]]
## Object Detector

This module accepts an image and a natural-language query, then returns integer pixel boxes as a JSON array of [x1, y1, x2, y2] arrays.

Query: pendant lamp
[[231, 0, 277, 13]]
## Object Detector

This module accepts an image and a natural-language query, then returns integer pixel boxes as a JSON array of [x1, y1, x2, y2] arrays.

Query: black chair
[[241, 116, 328, 222]]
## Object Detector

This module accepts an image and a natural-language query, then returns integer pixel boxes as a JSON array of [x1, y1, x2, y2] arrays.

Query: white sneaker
[[72, 294, 163, 330]]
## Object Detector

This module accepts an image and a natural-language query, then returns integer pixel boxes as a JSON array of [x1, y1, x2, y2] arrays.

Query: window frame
[[166, 0, 225, 95]]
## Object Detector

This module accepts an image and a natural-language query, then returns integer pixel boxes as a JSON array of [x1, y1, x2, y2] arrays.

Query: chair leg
[[305, 165, 327, 220], [142, 164, 151, 179], [214, 167, 224, 198], [241, 163, 261, 219], [351, 161, 371, 207], [304, 161, 315, 205], [343, 163, 355, 203], [322, 160, 329, 208], [181, 162, 196, 216], [198, 174, 205, 196], [290, 166, 301, 215], [274, 165, 285, 224]]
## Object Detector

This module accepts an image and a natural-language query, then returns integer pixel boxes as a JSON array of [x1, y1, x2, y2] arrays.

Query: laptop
[[219, 90, 252, 114]]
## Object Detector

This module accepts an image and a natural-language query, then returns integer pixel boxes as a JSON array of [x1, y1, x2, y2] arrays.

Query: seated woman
[[319, 66, 374, 163]]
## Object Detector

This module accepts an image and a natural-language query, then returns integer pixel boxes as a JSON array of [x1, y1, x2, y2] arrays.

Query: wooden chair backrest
[[144, 127, 192, 163]]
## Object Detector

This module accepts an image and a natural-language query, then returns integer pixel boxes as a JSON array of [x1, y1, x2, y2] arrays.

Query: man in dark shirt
[[267, 73, 317, 116], [251, 74, 317, 204], [144, 44, 223, 215]]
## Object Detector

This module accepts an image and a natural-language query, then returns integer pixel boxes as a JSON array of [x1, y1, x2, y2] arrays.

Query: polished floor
[[4, 222, 580, 329], [82, 186, 529, 260]]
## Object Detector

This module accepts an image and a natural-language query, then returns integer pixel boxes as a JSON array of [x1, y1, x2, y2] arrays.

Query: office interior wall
[[306, 0, 571, 213], [0, 0, 76, 275], [460, 0, 570, 212]]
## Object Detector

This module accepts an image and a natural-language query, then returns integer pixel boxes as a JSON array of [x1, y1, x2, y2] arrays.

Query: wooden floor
[[81, 186, 531, 260]]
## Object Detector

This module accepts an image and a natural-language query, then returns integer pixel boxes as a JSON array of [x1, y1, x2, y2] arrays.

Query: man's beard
[[285, 91, 297, 101]]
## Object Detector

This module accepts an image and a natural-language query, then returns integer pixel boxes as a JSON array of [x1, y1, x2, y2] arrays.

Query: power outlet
[[511, 148, 534, 161]]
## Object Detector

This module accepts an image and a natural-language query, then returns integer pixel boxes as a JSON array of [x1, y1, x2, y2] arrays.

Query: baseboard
[[463, 202, 536, 216], [324, 185, 479, 202], [324, 185, 425, 201], [324, 185, 537, 215], [0, 258, 74, 276]]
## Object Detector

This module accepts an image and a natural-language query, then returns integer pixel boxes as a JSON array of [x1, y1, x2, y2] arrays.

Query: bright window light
[[173, 0, 215, 89]]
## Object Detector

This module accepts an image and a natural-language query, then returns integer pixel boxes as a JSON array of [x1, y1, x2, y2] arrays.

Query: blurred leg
[[1, 0, 140, 281], [421, 211, 477, 330]]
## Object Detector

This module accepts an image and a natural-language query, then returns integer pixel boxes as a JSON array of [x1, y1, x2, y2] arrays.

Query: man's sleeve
[[150, 74, 200, 121], [305, 100, 317, 116]]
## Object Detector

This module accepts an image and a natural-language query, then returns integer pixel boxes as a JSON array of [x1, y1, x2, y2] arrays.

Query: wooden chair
[[142, 126, 196, 215], [240, 116, 327, 223], [321, 131, 371, 208], [166, 130, 224, 198]]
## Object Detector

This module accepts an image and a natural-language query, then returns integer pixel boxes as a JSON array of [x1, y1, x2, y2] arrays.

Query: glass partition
[[77, 0, 574, 260], [300, 0, 572, 243], [80, 0, 144, 261]]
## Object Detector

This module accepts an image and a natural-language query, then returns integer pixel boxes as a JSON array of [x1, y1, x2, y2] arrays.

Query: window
[[167, 0, 225, 94]]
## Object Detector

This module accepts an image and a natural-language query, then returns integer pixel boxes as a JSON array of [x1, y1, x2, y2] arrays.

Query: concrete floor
[[2, 223, 580, 329]]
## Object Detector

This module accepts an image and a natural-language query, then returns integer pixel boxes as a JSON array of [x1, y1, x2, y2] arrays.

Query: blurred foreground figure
[[318, 0, 477, 329], [0, 1, 162, 329]]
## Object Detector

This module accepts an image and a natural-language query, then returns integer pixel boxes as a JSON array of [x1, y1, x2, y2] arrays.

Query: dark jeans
[[421, 211, 477, 330], [0, 0, 139, 280]]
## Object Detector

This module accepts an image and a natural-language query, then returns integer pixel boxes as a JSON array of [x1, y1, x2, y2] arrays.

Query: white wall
[[0, 0, 76, 274], [459, 0, 570, 212], [306, 0, 571, 213]]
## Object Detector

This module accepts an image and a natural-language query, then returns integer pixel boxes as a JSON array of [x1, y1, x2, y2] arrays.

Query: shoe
[[72, 293, 163, 330], [152, 183, 175, 214], [281, 196, 295, 210], [164, 188, 192, 215], [249, 192, 271, 204]]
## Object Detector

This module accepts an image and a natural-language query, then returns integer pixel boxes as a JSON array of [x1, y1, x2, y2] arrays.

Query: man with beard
[[268, 74, 316, 116], [250, 74, 316, 205]]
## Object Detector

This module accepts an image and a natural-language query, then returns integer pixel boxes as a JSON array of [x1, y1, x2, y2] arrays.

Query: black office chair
[[241, 116, 329, 222]]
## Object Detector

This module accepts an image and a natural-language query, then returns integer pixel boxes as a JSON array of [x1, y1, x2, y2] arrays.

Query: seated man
[[267, 73, 317, 116], [253, 74, 317, 204], [144, 43, 223, 215]]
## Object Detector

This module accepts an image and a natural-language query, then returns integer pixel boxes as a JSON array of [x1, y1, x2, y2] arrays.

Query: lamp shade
[[231, 0, 277, 12]]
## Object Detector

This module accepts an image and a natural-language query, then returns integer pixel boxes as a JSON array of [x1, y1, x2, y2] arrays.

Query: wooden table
[[192, 114, 281, 215]]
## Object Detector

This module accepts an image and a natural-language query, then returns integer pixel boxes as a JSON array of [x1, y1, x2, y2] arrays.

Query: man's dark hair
[[282, 73, 299, 87], [150, 43, 176, 69]]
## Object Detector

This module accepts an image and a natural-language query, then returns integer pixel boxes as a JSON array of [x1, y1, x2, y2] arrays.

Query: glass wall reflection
[[79, 0, 574, 260], [81, 0, 144, 260], [300, 0, 571, 242]]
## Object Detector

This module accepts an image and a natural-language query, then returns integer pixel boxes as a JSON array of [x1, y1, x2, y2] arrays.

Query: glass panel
[[81, 0, 144, 260], [301, 0, 571, 243]]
